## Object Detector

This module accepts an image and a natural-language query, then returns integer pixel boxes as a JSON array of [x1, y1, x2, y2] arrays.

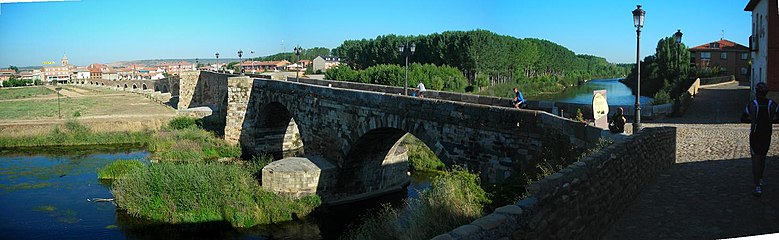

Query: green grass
[[402, 135, 445, 172], [148, 127, 240, 163], [0, 120, 154, 148], [0, 97, 97, 120], [341, 167, 489, 240], [0, 87, 55, 100], [98, 160, 145, 180], [111, 162, 320, 228]]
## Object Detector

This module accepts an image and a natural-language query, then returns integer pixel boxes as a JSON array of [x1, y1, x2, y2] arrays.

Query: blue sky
[[0, 0, 752, 67]]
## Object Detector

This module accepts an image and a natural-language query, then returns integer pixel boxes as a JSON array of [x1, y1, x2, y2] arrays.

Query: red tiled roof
[[688, 39, 749, 51]]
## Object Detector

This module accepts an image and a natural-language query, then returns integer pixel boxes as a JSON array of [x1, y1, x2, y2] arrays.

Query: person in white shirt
[[416, 82, 426, 98]]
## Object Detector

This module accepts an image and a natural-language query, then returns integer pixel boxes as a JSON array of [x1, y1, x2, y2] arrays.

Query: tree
[[623, 36, 691, 100], [7, 65, 18, 73]]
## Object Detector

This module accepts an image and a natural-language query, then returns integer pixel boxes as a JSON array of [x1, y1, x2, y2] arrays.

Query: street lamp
[[673, 29, 683, 82], [294, 45, 303, 82], [196, 58, 199, 71], [398, 42, 416, 95], [632, 4, 645, 132], [215, 52, 220, 72], [238, 50, 244, 75], [55, 86, 62, 119]]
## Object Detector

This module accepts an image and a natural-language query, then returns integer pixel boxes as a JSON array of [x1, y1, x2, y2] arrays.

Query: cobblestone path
[[604, 82, 779, 239]]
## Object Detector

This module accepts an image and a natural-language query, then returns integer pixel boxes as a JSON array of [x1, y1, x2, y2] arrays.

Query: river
[[0, 148, 434, 239], [534, 78, 654, 105]]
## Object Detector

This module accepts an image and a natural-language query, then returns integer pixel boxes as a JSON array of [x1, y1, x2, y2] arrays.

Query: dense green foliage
[[0, 120, 153, 148], [342, 167, 489, 240], [0, 86, 54, 100], [333, 30, 630, 85], [148, 127, 240, 163], [251, 47, 332, 62], [623, 36, 692, 104], [112, 162, 321, 228], [98, 159, 145, 180], [2, 77, 43, 87], [167, 116, 200, 130], [402, 135, 445, 172], [325, 63, 469, 92]]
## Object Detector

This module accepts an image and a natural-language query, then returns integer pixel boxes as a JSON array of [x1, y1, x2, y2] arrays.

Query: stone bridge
[[176, 72, 606, 203], [70, 77, 179, 94]]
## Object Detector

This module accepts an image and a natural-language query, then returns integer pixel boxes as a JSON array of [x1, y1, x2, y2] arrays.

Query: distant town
[[0, 54, 342, 85]]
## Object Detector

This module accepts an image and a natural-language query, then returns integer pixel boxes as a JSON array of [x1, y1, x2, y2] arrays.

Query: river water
[[534, 78, 654, 105], [0, 148, 433, 239]]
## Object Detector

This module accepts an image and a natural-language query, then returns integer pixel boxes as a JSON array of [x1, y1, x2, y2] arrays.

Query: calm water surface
[[0, 148, 433, 239], [534, 78, 654, 105]]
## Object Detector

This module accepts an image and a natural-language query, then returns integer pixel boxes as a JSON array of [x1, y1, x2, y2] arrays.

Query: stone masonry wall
[[435, 127, 677, 239], [177, 71, 232, 132]]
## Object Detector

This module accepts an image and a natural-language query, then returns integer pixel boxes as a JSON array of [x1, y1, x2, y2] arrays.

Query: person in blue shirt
[[512, 87, 526, 109], [740, 82, 779, 197]]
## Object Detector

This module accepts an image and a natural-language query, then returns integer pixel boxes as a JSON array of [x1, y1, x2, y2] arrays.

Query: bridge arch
[[245, 102, 304, 159], [142, 83, 148, 90], [132, 84, 137, 89], [334, 127, 445, 195]]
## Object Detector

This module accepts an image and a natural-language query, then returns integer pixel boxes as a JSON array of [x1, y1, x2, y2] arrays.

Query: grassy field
[[0, 87, 55, 100], [0, 86, 174, 121]]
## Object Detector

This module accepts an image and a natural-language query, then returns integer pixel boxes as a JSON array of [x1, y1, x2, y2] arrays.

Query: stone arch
[[101, 82, 105, 86], [132, 84, 137, 89], [334, 127, 445, 196], [246, 102, 304, 159], [124, 84, 128, 89], [116, 84, 120, 88], [142, 83, 148, 90]]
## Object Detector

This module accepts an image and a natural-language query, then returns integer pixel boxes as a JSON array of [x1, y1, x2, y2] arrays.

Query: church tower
[[61, 53, 69, 66]]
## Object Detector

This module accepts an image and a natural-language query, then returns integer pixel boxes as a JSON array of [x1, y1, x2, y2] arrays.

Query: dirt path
[[604, 82, 779, 239]]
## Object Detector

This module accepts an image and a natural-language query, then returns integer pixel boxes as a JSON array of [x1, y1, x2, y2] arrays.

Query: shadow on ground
[[604, 155, 779, 239]]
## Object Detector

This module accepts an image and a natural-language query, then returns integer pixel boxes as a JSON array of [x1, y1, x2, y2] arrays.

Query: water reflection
[[534, 78, 654, 105], [0, 148, 435, 239]]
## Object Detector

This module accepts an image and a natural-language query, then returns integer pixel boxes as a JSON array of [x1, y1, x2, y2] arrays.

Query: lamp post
[[673, 29, 683, 80], [632, 4, 645, 132], [55, 86, 62, 119], [294, 45, 303, 82], [238, 50, 244, 75], [215, 52, 220, 72], [196, 58, 199, 71], [398, 42, 416, 95]]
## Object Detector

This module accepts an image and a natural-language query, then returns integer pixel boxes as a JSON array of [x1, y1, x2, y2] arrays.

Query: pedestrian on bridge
[[741, 82, 779, 197], [512, 87, 526, 109]]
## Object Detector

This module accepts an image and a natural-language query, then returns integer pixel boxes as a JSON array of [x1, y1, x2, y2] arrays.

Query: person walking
[[741, 82, 779, 197]]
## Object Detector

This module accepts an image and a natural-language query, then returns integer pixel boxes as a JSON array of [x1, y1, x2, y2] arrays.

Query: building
[[102, 69, 119, 81], [0, 69, 16, 82], [312, 56, 341, 72], [688, 39, 751, 81], [19, 70, 43, 82], [239, 60, 291, 73], [87, 63, 107, 79], [74, 67, 91, 79], [41, 54, 73, 83], [158, 61, 195, 74], [745, 0, 779, 95]]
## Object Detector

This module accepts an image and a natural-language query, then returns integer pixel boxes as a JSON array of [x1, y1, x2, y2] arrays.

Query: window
[[721, 52, 728, 60], [741, 67, 748, 75], [720, 67, 727, 73], [710, 43, 720, 49], [701, 52, 711, 59], [741, 53, 748, 60]]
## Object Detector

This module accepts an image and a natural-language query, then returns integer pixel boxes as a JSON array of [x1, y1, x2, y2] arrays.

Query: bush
[[342, 167, 488, 240], [148, 127, 240, 163], [402, 135, 444, 172], [98, 159, 145, 180], [167, 116, 199, 130], [111, 162, 320, 227]]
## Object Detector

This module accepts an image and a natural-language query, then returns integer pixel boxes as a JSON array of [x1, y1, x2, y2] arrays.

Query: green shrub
[[402, 135, 445, 172], [342, 167, 488, 240], [112, 162, 320, 227], [167, 116, 199, 130], [148, 127, 240, 162], [98, 159, 145, 180]]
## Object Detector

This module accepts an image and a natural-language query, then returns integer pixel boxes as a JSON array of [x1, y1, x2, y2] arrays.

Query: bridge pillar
[[225, 76, 253, 145]]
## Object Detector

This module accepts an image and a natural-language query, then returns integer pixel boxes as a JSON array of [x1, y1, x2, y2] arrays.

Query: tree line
[[332, 29, 631, 87], [249, 47, 333, 62], [622, 36, 692, 104], [325, 63, 469, 92]]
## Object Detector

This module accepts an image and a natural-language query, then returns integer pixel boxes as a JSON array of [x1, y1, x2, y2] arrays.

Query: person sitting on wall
[[416, 82, 426, 98], [511, 87, 526, 109], [609, 107, 627, 133]]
